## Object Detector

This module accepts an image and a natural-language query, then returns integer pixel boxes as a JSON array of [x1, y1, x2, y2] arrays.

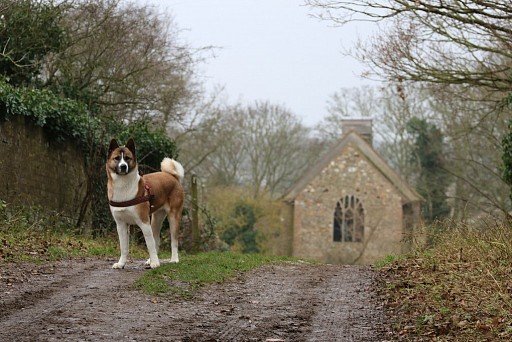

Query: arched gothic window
[[333, 195, 364, 242]]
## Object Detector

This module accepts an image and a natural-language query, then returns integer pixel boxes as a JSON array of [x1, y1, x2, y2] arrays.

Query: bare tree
[[44, 0, 200, 124], [169, 89, 226, 175], [425, 84, 511, 215], [242, 102, 318, 196], [176, 102, 247, 185], [377, 83, 437, 184], [317, 86, 378, 143], [307, 1, 512, 94], [187, 101, 321, 197], [208, 106, 248, 186]]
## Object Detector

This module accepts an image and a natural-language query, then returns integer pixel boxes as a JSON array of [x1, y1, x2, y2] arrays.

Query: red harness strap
[[109, 183, 155, 208]]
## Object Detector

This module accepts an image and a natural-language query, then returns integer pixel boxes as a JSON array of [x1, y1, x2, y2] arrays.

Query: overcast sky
[[144, 0, 376, 127]]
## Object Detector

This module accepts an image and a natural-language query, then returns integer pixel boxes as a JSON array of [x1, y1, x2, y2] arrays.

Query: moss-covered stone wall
[[0, 116, 87, 219]]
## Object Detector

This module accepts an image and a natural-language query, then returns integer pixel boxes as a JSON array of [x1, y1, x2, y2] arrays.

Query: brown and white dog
[[106, 138, 184, 269]]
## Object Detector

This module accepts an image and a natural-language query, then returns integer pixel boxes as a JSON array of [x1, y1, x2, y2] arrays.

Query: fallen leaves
[[378, 223, 512, 341]]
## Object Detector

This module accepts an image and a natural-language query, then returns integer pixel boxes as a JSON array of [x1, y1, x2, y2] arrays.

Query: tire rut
[[306, 265, 385, 341], [178, 263, 326, 341], [0, 260, 101, 320], [0, 260, 143, 341]]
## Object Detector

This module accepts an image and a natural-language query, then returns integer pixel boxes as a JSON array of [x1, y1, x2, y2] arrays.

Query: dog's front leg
[[113, 221, 129, 269], [138, 220, 160, 269]]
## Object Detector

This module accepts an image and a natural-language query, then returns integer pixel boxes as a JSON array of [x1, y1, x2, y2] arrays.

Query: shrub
[[207, 186, 289, 255], [221, 203, 260, 254], [114, 120, 178, 172]]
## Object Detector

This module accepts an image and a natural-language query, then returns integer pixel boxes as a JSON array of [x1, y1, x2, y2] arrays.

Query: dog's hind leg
[[168, 210, 181, 263], [137, 219, 160, 269], [145, 210, 166, 266], [113, 221, 129, 269]]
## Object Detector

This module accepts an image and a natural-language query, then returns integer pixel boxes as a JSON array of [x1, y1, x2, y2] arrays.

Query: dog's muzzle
[[118, 164, 128, 174], [117, 160, 129, 175], [116, 152, 130, 175]]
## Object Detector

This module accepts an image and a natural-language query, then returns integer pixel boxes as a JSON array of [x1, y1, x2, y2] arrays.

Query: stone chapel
[[282, 119, 422, 264]]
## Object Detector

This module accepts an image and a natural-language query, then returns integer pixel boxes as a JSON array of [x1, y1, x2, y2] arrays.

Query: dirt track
[[0, 259, 387, 341]]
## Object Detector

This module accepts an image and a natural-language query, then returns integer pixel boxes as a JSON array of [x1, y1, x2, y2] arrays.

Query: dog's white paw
[[170, 257, 179, 263], [112, 262, 125, 269], [160, 258, 179, 264], [144, 258, 160, 268]]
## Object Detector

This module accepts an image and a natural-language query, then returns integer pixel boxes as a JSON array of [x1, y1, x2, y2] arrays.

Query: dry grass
[[0, 201, 151, 262], [379, 219, 512, 341]]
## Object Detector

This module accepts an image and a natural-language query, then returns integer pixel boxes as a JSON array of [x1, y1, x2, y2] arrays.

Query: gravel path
[[0, 259, 386, 341]]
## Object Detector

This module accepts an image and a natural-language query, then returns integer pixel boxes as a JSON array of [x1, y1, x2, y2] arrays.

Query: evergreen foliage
[[221, 203, 260, 254], [503, 120, 512, 203], [114, 121, 178, 173], [406, 118, 450, 222], [0, 0, 66, 86], [0, 77, 96, 145]]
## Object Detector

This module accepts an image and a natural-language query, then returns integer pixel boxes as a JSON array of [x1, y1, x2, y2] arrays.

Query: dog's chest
[[110, 206, 140, 225], [109, 171, 143, 225]]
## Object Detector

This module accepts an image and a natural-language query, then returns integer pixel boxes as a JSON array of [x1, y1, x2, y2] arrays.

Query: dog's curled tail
[[161, 157, 184, 183]]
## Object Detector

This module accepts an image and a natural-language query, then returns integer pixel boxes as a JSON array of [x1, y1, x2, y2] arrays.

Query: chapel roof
[[282, 130, 423, 203]]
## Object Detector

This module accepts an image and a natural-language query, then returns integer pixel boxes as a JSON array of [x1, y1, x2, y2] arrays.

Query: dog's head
[[107, 138, 137, 175]]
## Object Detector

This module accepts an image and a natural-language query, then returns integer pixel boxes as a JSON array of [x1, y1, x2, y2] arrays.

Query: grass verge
[[0, 202, 152, 262], [379, 219, 512, 341], [134, 252, 300, 298], [0, 227, 151, 262]]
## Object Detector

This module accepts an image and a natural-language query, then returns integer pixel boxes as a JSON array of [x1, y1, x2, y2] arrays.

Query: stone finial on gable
[[341, 119, 373, 146]]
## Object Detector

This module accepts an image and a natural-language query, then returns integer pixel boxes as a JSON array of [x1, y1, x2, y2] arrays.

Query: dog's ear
[[108, 139, 119, 158], [125, 138, 136, 159]]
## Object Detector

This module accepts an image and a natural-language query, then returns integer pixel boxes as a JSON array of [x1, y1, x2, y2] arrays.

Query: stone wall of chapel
[[292, 143, 404, 264]]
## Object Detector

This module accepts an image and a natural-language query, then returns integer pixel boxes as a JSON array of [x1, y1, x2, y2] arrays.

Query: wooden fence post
[[191, 173, 200, 252]]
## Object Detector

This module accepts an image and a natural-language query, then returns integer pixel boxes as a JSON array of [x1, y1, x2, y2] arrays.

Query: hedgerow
[[0, 78, 97, 146], [0, 78, 178, 233]]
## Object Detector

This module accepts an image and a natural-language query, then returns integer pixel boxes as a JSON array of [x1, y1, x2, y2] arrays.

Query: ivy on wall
[[0, 78, 178, 233], [0, 78, 96, 146]]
